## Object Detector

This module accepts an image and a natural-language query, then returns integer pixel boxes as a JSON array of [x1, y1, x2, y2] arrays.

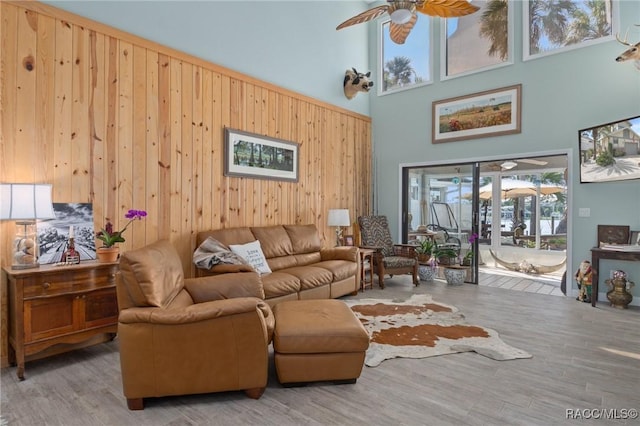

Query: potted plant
[[414, 238, 435, 263], [461, 232, 478, 266], [434, 246, 458, 266], [96, 209, 147, 262]]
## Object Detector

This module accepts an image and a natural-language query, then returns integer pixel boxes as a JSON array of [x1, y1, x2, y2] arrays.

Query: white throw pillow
[[229, 240, 272, 275]]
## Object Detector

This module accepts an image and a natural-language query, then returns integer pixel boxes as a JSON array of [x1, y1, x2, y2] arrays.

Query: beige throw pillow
[[229, 240, 272, 275]]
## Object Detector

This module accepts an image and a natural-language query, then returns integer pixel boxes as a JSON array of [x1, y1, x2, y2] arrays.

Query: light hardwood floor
[[1, 275, 639, 426]]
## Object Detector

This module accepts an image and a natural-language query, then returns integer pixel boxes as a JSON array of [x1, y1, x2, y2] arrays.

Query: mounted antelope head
[[615, 26, 640, 70]]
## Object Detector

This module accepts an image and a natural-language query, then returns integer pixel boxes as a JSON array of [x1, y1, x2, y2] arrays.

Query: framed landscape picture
[[224, 128, 299, 182], [578, 115, 640, 183], [432, 84, 521, 143]]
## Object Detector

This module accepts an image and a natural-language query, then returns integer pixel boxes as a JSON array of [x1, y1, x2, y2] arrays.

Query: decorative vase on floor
[[96, 246, 119, 263], [443, 266, 467, 286], [605, 272, 634, 309], [418, 265, 436, 282]]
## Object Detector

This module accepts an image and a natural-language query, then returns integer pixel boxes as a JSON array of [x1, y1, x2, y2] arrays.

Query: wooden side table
[[359, 248, 375, 291], [3, 260, 119, 379]]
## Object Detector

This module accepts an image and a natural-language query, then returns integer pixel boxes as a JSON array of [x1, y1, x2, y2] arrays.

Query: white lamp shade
[[327, 209, 350, 227], [1, 183, 56, 220]]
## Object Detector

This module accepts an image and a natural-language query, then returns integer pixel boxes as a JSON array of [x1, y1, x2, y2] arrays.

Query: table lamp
[[1, 183, 56, 269], [327, 209, 350, 246]]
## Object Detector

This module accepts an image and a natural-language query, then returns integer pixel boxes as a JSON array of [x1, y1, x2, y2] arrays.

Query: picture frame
[[630, 231, 640, 246], [432, 84, 521, 144], [578, 115, 640, 184], [37, 203, 96, 264], [224, 128, 299, 182], [597, 225, 630, 246], [343, 235, 354, 246]]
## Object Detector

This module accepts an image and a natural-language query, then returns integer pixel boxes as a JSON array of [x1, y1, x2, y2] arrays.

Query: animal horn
[[535, 257, 567, 275], [616, 29, 632, 46]]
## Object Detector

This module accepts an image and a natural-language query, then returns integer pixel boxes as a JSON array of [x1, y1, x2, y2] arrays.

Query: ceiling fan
[[487, 159, 550, 171], [336, 1, 480, 44]]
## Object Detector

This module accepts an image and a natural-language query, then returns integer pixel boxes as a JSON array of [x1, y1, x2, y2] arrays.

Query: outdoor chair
[[357, 215, 419, 288]]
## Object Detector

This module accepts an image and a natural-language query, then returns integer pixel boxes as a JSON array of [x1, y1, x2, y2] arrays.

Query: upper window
[[441, 0, 513, 80], [379, 18, 432, 95], [524, 0, 617, 61]]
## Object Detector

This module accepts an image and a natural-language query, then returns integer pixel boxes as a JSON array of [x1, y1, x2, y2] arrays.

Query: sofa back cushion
[[284, 224, 322, 254], [250, 226, 293, 258], [197, 227, 255, 248], [119, 239, 184, 308]]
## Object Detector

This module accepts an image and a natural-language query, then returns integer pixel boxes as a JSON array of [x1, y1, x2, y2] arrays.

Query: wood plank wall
[[0, 1, 372, 367]]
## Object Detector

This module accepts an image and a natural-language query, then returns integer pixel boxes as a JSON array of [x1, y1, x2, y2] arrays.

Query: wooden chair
[[357, 215, 418, 288]]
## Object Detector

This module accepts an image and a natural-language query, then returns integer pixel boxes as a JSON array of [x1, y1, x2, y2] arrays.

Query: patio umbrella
[[474, 179, 563, 200]]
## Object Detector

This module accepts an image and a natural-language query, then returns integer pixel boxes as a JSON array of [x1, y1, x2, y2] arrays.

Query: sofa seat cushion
[[314, 260, 358, 282], [383, 255, 416, 269], [261, 272, 301, 299], [278, 266, 333, 290]]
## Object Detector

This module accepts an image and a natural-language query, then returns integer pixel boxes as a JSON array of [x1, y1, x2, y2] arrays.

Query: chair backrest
[[118, 239, 185, 309], [358, 215, 394, 257]]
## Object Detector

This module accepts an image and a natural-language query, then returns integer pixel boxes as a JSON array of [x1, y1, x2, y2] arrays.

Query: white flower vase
[[444, 267, 467, 286], [418, 265, 436, 282]]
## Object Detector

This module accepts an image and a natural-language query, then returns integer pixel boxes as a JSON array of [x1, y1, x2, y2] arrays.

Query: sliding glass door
[[402, 163, 479, 284], [401, 154, 568, 287]]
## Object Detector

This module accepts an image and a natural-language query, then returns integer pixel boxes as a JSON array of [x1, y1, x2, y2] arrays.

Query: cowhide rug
[[346, 294, 532, 367]]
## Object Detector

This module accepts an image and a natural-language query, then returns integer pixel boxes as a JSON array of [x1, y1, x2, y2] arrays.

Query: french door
[[401, 154, 569, 286], [401, 163, 480, 284]]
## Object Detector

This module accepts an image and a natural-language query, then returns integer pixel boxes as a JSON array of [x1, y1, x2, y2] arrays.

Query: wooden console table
[[3, 261, 119, 379], [590, 248, 640, 307]]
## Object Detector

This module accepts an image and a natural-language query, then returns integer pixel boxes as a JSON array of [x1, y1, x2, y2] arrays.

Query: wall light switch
[[578, 208, 590, 217]]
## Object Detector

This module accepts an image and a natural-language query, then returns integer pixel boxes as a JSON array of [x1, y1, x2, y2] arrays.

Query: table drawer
[[22, 266, 118, 298]]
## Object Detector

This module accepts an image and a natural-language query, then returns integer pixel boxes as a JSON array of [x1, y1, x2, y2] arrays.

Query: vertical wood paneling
[[36, 13, 55, 184], [145, 50, 159, 244], [132, 45, 147, 245], [71, 24, 90, 201], [15, 9, 38, 182], [90, 30, 106, 239], [0, 2, 371, 366], [117, 42, 133, 250]]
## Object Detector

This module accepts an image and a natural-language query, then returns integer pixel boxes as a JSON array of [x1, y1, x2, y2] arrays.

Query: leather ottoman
[[273, 299, 370, 385]]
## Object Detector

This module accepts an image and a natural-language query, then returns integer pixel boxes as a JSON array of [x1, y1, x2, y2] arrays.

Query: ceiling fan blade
[[389, 13, 418, 44], [415, 0, 480, 18], [518, 158, 549, 166], [337, 5, 390, 30]]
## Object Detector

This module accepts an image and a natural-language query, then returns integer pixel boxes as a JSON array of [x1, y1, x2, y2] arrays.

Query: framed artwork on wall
[[578, 115, 640, 183], [37, 203, 96, 264], [224, 128, 299, 182], [432, 84, 521, 143]]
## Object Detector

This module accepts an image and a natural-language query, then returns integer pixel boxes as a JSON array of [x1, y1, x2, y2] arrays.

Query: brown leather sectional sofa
[[195, 224, 360, 306]]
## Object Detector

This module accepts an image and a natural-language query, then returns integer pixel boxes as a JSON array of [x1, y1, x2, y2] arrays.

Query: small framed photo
[[630, 231, 640, 245], [343, 235, 354, 246]]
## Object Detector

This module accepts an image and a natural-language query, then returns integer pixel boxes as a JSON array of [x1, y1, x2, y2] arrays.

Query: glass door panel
[[403, 163, 478, 284]]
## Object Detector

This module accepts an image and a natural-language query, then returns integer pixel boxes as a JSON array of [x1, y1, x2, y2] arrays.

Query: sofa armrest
[[184, 272, 265, 302], [118, 297, 265, 325], [320, 246, 358, 262]]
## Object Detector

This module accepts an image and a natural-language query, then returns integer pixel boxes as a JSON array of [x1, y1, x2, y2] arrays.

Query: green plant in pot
[[434, 246, 458, 266], [414, 238, 435, 262]]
